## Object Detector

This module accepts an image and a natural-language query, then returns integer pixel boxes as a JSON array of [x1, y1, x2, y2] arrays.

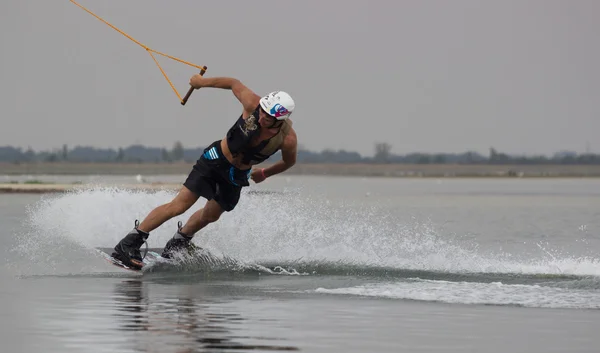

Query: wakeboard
[[96, 247, 170, 272]]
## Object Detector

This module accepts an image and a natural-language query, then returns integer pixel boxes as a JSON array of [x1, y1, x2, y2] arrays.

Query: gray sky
[[1, 0, 598, 157]]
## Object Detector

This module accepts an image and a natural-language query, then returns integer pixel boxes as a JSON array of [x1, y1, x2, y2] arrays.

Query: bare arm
[[189, 75, 259, 113], [263, 128, 298, 177]]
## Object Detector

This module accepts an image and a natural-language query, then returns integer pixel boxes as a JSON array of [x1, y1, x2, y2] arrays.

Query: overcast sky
[[1, 0, 598, 157]]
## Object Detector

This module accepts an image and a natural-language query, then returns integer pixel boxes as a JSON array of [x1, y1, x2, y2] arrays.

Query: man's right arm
[[190, 75, 259, 113]]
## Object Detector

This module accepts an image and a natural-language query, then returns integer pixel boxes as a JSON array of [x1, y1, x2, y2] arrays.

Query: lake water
[[1, 175, 599, 352]]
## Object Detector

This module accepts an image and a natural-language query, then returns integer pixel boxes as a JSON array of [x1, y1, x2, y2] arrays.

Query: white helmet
[[259, 91, 295, 120]]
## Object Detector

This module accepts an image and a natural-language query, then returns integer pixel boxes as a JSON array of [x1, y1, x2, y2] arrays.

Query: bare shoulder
[[280, 126, 297, 165], [231, 80, 261, 114], [282, 125, 297, 150]]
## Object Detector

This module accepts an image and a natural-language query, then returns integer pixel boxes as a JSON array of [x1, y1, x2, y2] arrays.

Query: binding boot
[[161, 221, 201, 259], [111, 220, 149, 270]]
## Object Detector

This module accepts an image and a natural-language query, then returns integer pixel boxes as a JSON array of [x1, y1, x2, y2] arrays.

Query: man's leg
[[161, 171, 241, 258], [179, 180, 241, 237], [180, 199, 225, 236], [112, 186, 199, 268], [137, 186, 200, 233], [161, 199, 225, 258]]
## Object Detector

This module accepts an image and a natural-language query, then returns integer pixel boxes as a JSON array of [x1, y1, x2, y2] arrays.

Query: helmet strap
[[267, 120, 284, 129]]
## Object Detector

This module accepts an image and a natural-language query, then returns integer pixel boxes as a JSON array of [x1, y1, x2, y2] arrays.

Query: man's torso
[[220, 107, 291, 170]]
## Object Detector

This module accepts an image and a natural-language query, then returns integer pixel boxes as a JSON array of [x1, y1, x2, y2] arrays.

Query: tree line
[[0, 142, 599, 165]]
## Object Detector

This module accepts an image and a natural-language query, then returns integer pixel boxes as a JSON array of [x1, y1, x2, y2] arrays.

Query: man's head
[[258, 91, 295, 128]]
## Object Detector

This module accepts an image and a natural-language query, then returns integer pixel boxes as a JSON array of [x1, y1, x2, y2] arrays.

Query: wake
[[9, 186, 600, 279]]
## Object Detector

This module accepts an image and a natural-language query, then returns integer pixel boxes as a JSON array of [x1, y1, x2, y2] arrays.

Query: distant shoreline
[[2, 162, 600, 178], [2, 162, 600, 194], [0, 182, 181, 194]]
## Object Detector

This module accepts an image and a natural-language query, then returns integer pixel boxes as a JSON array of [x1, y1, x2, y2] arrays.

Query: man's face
[[258, 107, 279, 128]]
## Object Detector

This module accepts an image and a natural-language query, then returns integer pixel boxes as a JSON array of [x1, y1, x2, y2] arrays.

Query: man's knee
[[202, 209, 222, 223], [201, 200, 226, 223], [167, 200, 191, 217], [166, 187, 199, 217]]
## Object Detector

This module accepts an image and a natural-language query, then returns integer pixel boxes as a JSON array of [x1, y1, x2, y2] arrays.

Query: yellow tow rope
[[70, 0, 207, 105]]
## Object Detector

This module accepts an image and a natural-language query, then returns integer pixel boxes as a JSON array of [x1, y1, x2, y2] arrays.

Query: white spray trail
[[13, 186, 600, 277]]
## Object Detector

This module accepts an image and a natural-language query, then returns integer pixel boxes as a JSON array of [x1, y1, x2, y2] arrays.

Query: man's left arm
[[252, 129, 297, 182]]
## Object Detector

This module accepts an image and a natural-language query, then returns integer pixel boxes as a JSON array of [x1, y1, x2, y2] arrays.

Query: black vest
[[225, 106, 279, 165]]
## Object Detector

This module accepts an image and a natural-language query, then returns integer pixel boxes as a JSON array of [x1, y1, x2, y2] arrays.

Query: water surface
[[2, 176, 599, 352]]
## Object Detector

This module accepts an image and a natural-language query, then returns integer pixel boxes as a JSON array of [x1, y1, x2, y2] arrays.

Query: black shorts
[[183, 140, 252, 212]]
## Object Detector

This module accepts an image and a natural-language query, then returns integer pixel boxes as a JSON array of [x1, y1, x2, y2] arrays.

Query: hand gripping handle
[[181, 66, 207, 106]]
